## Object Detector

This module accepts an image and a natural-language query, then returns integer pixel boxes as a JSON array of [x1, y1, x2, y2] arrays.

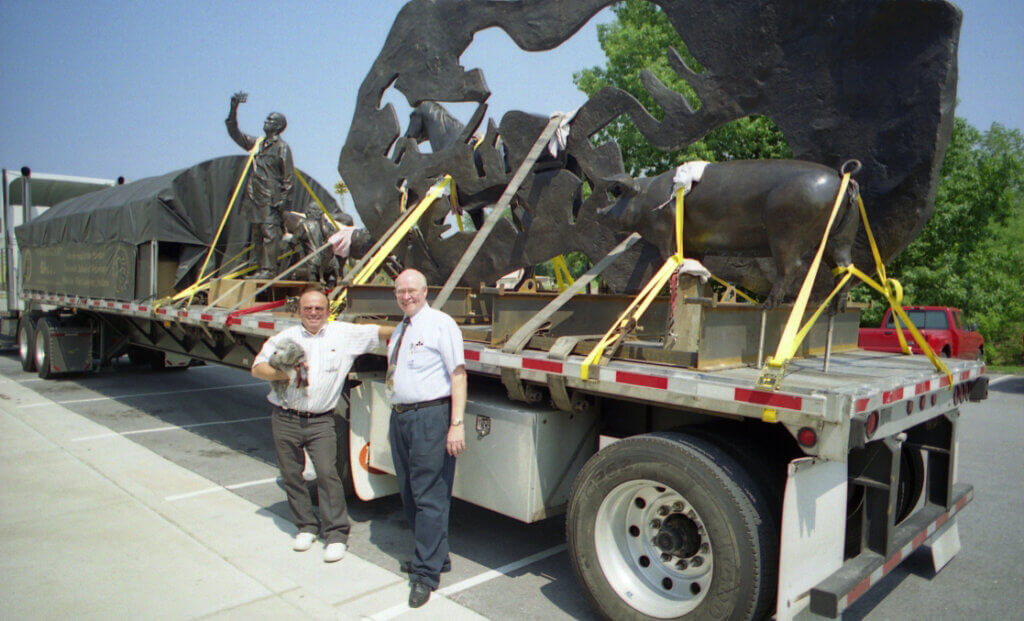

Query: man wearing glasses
[[252, 286, 392, 562], [387, 269, 467, 607]]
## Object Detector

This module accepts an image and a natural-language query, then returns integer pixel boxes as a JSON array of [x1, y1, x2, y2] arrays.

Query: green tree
[[573, 0, 790, 175]]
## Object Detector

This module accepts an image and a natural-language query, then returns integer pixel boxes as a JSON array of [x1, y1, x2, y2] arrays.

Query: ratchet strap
[[552, 255, 575, 291], [581, 186, 687, 380], [328, 175, 452, 316], [294, 169, 340, 230]]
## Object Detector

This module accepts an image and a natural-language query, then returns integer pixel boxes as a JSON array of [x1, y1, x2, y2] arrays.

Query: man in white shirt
[[253, 287, 392, 562], [387, 268, 467, 608]]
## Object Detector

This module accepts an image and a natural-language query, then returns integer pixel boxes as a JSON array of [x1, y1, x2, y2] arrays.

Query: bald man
[[387, 269, 467, 607]]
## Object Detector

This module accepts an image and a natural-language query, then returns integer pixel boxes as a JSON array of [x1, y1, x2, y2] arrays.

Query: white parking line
[[18, 382, 265, 408], [72, 415, 270, 441], [366, 544, 568, 620], [165, 476, 281, 501]]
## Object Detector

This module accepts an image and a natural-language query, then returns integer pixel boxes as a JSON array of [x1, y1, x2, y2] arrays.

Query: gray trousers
[[389, 402, 456, 589], [271, 407, 350, 543]]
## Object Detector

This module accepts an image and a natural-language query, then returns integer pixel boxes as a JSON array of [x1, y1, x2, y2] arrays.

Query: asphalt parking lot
[[1, 353, 1020, 619]]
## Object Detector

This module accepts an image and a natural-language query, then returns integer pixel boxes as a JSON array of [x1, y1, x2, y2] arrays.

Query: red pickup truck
[[858, 306, 985, 360]]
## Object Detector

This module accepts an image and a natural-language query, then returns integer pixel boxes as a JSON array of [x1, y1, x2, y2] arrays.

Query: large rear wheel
[[567, 432, 777, 620], [34, 317, 58, 379], [18, 316, 36, 372]]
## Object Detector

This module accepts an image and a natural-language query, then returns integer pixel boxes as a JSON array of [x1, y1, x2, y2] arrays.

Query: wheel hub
[[593, 479, 714, 618], [654, 514, 700, 558]]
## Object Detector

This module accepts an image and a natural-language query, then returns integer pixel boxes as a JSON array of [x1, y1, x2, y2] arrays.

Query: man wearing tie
[[387, 269, 467, 608]]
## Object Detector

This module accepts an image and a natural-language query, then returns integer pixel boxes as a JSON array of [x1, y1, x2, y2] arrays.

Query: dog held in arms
[[267, 338, 308, 404]]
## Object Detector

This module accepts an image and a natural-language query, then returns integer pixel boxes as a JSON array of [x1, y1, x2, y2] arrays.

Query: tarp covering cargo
[[15, 156, 343, 300]]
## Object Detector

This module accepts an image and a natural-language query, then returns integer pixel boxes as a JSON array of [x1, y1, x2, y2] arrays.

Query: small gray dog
[[267, 338, 308, 404]]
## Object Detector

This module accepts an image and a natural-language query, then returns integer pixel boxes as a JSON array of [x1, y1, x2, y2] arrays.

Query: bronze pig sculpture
[[598, 159, 861, 308]]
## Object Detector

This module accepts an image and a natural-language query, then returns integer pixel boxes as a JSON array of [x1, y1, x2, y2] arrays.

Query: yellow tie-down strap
[[294, 169, 340, 231], [756, 184, 952, 390], [188, 137, 263, 306], [581, 187, 686, 380], [329, 175, 452, 316], [552, 255, 574, 291]]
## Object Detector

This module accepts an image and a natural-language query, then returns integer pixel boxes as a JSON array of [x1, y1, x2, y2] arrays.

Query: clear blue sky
[[1, 0, 1020, 222]]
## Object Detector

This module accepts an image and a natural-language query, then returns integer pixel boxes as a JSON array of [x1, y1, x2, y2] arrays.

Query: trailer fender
[[775, 457, 846, 621]]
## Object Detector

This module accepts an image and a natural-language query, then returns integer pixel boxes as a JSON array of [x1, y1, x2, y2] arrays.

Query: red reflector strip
[[855, 398, 871, 413], [960, 370, 970, 381], [882, 551, 903, 575], [463, 349, 480, 361], [200, 314, 214, 321], [617, 371, 668, 390], [914, 382, 929, 395], [734, 388, 802, 411], [121, 304, 130, 310], [226, 317, 241, 326], [138, 306, 148, 312], [522, 358, 563, 374], [939, 376, 951, 387], [156, 309, 167, 315], [883, 388, 903, 404], [257, 321, 275, 330], [106, 302, 115, 308]]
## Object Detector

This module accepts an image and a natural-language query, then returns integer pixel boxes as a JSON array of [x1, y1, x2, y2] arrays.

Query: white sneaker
[[323, 542, 346, 563], [293, 532, 316, 551]]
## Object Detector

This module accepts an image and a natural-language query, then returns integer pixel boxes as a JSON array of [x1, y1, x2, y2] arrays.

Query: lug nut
[[691, 556, 703, 567], [661, 553, 672, 562], [650, 519, 661, 529], [676, 559, 689, 570], [672, 502, 684, 512], [700, 543, 710, 553], [657, 505, 670, 516]]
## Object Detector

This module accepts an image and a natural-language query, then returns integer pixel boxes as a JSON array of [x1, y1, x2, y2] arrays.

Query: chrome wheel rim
[[34, 328, 46, 371], [594, 479, 713, 618]]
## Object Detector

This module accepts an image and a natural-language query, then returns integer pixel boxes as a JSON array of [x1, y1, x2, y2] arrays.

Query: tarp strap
[[189, 137, 263, 305], [294, 169, 339, 231]]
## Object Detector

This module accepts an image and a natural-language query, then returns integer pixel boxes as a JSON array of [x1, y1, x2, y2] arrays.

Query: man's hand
[[231, 91, 248, 108], [446, 423, 465, 457]]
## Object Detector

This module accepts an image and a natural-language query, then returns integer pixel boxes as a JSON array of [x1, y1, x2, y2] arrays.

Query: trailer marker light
[[931, 393, 937, 407], [919, 395, 926, 411], [866, 411, 879, 438], [906, 400, 914, 415], [797, 427, 817, 447]]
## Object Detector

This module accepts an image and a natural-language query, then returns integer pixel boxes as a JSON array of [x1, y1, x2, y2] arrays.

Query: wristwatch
[[450, 419, 464, 427]]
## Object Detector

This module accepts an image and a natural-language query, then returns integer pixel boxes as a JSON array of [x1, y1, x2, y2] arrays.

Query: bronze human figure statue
[[226, 91, 294, 279]]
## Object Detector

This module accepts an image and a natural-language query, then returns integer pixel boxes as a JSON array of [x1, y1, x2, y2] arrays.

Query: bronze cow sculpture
[[599, 160, 861, 308]]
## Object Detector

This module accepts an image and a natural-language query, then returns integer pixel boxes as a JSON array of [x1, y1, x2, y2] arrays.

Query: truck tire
[[34, 317, 58, 379], [567, 432, 777, 621], [18, 316, 36, 372]]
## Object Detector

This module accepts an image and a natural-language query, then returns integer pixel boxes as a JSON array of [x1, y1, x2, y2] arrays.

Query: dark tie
[[386, 316, 410, 389]]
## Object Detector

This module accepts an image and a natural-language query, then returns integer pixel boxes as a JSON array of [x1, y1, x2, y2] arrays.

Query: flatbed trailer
[[12, 280, 988, 620], [5, 163, 989, 621]]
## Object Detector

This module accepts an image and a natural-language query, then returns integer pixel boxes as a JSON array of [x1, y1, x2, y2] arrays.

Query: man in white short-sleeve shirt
[[253, 287, 392, 562], [387, 268, 466, 608]]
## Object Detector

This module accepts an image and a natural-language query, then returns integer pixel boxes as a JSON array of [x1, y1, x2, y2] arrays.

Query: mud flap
[[927, 518, 961, 573], [775, 457, 847, 621]]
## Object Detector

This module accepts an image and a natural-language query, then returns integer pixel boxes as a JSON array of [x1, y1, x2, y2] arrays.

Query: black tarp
[[15, 156, 344, 300]]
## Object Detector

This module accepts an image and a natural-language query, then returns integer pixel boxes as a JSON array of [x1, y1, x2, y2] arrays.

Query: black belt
[[276, 406, 332, 418], [393, 396, 451, 414]]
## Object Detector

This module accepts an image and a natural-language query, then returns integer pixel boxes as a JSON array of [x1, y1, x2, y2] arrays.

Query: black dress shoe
[[400, 559, 451, 574], [408, 581, 431, 608]]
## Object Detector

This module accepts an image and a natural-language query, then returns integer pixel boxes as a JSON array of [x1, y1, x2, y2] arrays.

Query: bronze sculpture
[[339, 0, 961, 301], [226, 92, 295, 279]]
